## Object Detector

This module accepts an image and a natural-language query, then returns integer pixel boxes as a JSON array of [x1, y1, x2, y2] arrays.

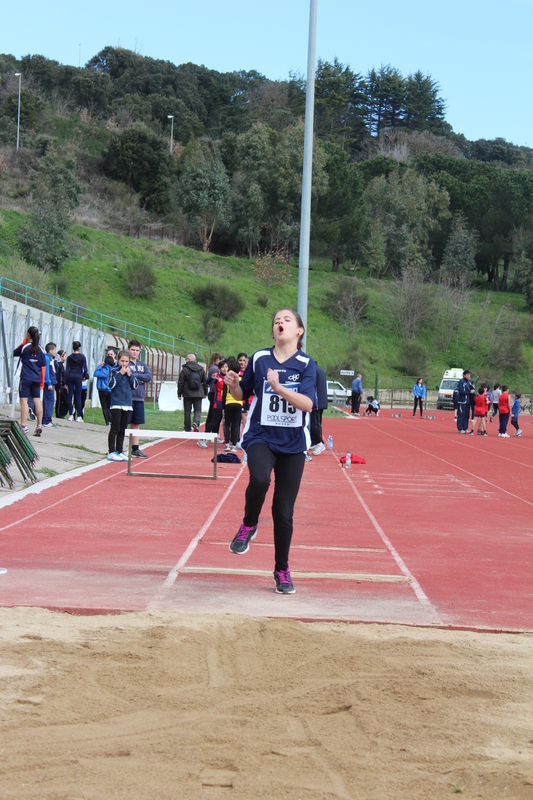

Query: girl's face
[[219, 363, 229, 375], [118, 356, 130, 369], [238, 355, 248, 371], [61, 352, 67, 362], [272, 310, 303, 347]]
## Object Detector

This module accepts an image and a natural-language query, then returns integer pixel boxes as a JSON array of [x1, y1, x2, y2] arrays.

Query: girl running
[[225, 308, 316, 594], [13, 326, 46, 436]]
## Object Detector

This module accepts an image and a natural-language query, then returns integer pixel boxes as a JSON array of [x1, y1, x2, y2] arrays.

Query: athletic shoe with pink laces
[[229, 523, 258, 555], [274, 569, 295, 594]]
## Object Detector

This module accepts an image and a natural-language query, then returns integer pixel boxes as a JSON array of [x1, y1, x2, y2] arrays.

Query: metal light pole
[[297, 0, 317, 352], [14, 72, 21, 151], [79, 44, 81, 69], [168, 115, 174, 154]]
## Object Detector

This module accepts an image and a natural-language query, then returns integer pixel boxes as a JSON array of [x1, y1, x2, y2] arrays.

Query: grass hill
[[1, 208, 532, 390]]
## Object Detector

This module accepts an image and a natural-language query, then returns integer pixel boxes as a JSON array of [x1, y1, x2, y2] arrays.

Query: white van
[[436, 368, 463, 410]]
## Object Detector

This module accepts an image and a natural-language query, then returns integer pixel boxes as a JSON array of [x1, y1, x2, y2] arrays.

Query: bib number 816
[[269, 395, 296, 414]]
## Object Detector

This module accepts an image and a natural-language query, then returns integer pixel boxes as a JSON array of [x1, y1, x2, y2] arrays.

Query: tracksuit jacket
[[456, 378, 474, 404], [13, 342, 46, 383], [108, 365, 138, 407], [129, 360, 152, 401], [413, 383, 426, 399]]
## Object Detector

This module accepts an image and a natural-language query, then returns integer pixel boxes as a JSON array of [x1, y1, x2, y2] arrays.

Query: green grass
[[57, 442, 107, 456], [1, 207, 533, 390], [36, 467, 59, 478]]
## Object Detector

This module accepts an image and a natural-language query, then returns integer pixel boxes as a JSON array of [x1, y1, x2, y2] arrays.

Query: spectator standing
[[456, 370, 475, 434], [498, 385, 511, 438], [198, 359, 227, 448], [351, 373, 363, 416], [412, 378, 426, 418], [205, 353, 223, 433], [94, 355, 114, 424], [474, 388, 488, 436], [178, 353, 207, 433], [223, 357, 243, 452], [54, 350, 68, 419], [511, 393, 522, 437], [127, 340, 152, 459], [13, 326, 46, 436], [42, 342, 58, 428], [66, 342, 88, 422], [107, 350, 138, 461], [491, 383, 501, 423], [310, 362, 328, 456]]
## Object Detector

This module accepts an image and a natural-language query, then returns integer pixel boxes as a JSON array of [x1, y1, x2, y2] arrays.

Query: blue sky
[[1, 0, 532, 145]]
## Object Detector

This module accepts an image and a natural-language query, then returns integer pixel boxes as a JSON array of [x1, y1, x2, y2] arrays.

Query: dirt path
[[1, 608, 532, 799]]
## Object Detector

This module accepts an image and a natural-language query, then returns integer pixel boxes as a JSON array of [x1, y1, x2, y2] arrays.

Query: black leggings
[[206, 406, 223, 435], [108, 408, 130, 454], [413, 396, 423, 416], [98, 390, 112, 424], [244, 443, 306, 572], [224, 404, 242, 445]]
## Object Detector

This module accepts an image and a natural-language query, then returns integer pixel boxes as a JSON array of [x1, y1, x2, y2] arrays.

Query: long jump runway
[[0, 411, 531, 630]]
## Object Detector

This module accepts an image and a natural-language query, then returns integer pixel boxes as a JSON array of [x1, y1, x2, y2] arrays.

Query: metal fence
[[0, 277, 210, 360]]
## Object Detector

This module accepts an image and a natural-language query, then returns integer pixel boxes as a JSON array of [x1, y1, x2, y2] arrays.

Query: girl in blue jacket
[[412, 378, 426, 418], [107, 351, 138, 461], [13, 326, 46, 436], [93, 355, 114, 425]]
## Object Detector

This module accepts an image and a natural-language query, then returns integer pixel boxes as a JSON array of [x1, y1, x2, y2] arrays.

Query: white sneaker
[[107, 452, 122, 462], [312, 442, 326, 455], [305, 453, 313, 462], [76, 417, 84, 423], [197, 439, 208, 449], [68, 415, 74, 421], [223, 443, 231, 452], [118, 451, 128, 461], [502, 433, 510, 438], [514, 430, 522, 437]]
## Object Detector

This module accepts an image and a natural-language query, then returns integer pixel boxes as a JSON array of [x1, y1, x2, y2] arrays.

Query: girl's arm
[[266, 368, 313, 413], [224, 371, 244, 400]]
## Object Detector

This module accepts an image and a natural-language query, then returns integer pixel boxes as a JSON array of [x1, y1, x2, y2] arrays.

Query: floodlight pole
[[297, 0, 317, 352], [168, 115, 174, 153], [14, 72, 21, 151]]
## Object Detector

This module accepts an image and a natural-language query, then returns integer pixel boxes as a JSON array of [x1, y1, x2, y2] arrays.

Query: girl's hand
[[266, 368, 280, 392], [120, 366, 127, 375], [224, 370, 239, 387], [126, 367, 131, 377]]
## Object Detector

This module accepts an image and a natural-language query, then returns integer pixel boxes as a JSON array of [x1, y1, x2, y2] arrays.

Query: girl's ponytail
[[27, 326, 40, 354]]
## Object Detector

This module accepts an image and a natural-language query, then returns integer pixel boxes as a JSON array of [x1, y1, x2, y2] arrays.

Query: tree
[[440, 214, 479, 287], [102, 124, 173, 213], [381, 265, 433, 341], [362, 168, 450, 275], [177, 143, 231, 252], [18, 150, 81, 270], [314, 58, 367, 154], [1, 89, 44, 130]]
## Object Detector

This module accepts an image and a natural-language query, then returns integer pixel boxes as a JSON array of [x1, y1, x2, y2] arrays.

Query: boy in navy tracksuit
[[107, 351, 138, 461], [456, 370, 475, 434], [127, 340, 152, 459], [42, 342, 58, 427]]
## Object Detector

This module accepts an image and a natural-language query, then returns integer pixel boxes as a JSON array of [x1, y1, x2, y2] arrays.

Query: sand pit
[[1, 608, 532, 799]]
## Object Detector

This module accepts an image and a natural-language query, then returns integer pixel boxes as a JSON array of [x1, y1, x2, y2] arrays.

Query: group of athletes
[[454, 371, 522, 438]]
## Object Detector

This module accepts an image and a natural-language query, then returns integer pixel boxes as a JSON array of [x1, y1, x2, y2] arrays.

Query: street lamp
[[14, 72, 21, 151], [168, 115, 174, 154]]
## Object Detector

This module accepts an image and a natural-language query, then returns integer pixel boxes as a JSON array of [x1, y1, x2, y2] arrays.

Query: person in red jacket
[[498, 385, 511, 438], [474, 387, 488, 436]]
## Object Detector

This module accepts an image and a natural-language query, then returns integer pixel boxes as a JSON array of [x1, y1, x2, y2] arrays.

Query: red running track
[[0, 410, 531, 630]]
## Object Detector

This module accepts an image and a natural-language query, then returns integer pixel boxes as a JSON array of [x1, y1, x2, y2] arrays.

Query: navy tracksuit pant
[[456, 402, 470, 432]]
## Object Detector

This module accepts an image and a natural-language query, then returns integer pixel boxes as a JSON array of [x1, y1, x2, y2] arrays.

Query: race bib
[[260, 380, 302, 427]]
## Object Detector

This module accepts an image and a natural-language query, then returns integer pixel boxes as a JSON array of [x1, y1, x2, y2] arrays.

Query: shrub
[[327, 277, 369, 334], [251, 248, 291, 288], [201, 311, 224, 343], [0, 255, 49, 293], [50, 274, 69, 297], [257, 293, 269, 308], [192, 281, 245, 320], [398, 341, 427, 375], [126, 260, 157, 299]]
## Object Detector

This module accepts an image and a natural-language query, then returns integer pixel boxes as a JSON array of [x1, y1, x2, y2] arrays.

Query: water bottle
[[346, 451, 351, 469], [242, 451, 247, 465], [327, 435, 333, 450]]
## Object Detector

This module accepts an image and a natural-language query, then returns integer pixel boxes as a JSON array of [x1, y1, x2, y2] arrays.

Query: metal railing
[[0, 277, 210, 359]]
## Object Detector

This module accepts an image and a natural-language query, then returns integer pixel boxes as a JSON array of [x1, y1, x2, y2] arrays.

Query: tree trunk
[[249, 234, 253, 260], [500, 253, 510, 292], [492, 256, 500, 291]]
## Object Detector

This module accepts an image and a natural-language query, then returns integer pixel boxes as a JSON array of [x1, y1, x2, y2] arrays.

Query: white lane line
[[0, 439, 185, 531], [336, 458, 438, 616], [156, 467, 245, 591], [370, 425, 533, 508]]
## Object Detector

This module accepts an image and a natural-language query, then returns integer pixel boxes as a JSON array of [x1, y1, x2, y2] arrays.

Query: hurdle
[[124, 430, 219, 480]]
